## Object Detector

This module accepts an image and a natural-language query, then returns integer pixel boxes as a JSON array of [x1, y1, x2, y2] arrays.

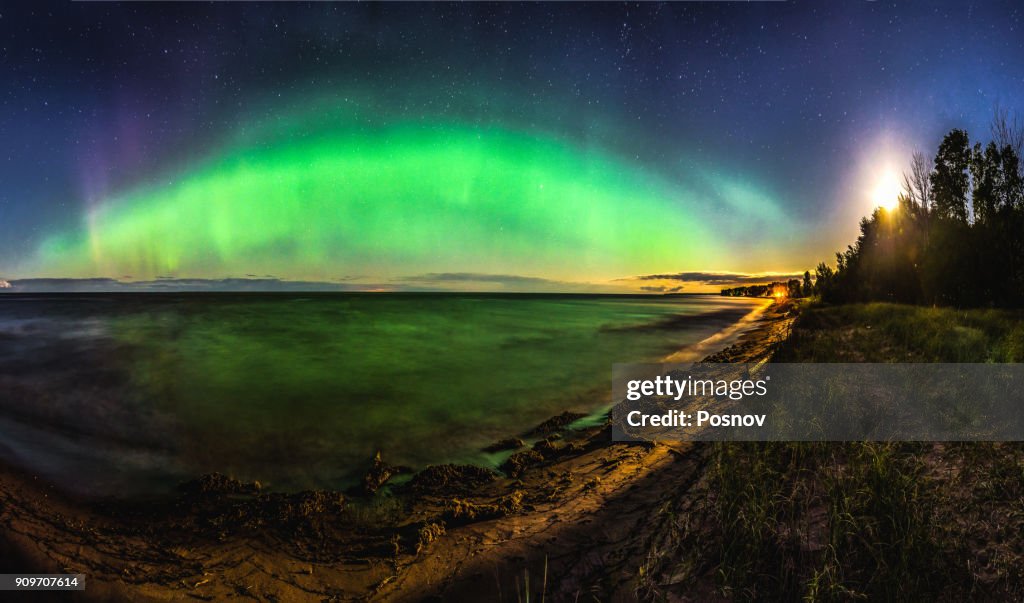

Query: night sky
[[2, 2, 1024, 292]]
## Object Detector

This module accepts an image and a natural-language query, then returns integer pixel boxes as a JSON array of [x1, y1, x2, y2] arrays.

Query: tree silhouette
[[808, 112, 1024, 308], [902, 150, 932, 210], [972, 141, 1001, 225], [930, 129, 971, 222]]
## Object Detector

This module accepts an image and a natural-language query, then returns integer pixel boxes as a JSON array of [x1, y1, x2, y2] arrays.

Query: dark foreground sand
[[0, 300, 795, 602]]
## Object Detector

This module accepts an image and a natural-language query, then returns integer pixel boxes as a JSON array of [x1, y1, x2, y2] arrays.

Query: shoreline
[[538, 297, 772, 440], [0, 299, 796, 601]]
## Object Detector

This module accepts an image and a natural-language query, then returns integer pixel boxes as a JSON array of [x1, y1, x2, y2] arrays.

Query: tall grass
[[643, 442, 960, 600], [637, 303, 1024, 600], [776, 302, 1024, 363]]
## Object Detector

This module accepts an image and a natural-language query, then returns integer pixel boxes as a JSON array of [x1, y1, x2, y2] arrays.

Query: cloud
[[398, 272, 616, 292], [639, 285, 684, 293], [401, 272, 562, 285], [630, 271, 804, 285], [3, 278, 124, 291]]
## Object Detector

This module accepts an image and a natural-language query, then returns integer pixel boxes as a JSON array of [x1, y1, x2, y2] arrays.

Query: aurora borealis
[[4, 2, 1024, 291], [35, 123, 727, 284]]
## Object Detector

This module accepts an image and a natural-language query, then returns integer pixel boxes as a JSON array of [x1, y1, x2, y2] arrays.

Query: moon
[[871, 171, 902, 211]]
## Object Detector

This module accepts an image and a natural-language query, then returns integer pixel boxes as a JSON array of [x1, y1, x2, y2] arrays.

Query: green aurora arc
[[33, 122, 790, 287]]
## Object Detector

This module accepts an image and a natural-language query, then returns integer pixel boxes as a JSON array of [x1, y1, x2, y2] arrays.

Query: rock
[[527, 411, 586, 436], [178, 473, 261, 498], [482, 437, 526, 453], [532, 438, 559, 459], [407, 464, 498, 493], [443, 490, 525, 525], [497, 489, 525, 515], [501, 450, 544, 477], [174, 482, 345, 540], [267, 490, 346, 524], [584, 423, 614, 449], [531, 437, 584, 460], [401, 521, 446, 555], [362, 451, 410, 495]]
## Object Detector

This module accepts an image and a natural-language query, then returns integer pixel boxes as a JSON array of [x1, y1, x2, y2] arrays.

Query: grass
[[637, 302, 1024, 601], [775, 302, 1024, 363]]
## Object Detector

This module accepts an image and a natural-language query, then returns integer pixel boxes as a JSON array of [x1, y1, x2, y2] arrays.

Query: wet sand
[[0, 299, 795, 602]]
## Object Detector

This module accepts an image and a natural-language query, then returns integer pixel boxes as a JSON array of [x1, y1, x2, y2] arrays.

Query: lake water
[[0, 293, 765, 498]]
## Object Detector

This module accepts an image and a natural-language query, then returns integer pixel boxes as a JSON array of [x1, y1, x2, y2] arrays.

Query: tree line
[[812, 106, 1024, 307], [721, 275, 812, 299]]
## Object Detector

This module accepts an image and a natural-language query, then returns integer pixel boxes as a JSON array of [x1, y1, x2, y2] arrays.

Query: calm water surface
[[0, 293, 764, 497]]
